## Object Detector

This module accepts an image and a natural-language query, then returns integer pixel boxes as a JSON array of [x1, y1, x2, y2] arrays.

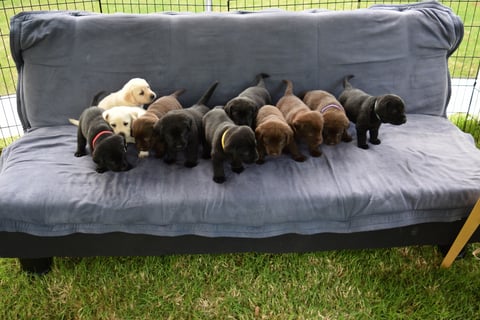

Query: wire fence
[[1, 0, 479, 147]]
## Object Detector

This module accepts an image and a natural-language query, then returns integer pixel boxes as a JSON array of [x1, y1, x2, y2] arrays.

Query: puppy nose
[[150, 93, 156, 100]]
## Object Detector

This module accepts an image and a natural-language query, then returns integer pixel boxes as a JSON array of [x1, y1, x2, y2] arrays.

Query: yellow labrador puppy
[[102, 106, 146, 144], [97, 78, 156, 110]]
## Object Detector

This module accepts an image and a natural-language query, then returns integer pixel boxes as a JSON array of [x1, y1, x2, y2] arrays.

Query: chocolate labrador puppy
[[277, 80, 324, 157], [74, 106, 130, 173], [203, 108, 258, 184], [338, 75, 407, 149], [224, 73, 271, 129], [131, 88, 185, 158], [153, 81, 219, 167], [303, 90, 352, 145]]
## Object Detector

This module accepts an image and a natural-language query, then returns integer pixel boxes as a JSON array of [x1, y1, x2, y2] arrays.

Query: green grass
[[449, 113, 480, 148], [0, 135, 18, 155], [1, 246, 480, 319]]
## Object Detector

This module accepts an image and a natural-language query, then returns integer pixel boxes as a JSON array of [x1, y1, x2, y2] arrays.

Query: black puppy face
[[224, 126, 259, 164], [156, 114, 192, 151], [225, 98, 257, 128], [376, 95, 407, 125], [92, 135, 130, 173]]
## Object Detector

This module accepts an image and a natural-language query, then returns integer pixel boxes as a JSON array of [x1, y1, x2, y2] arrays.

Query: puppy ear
[[130, 110, 140, 120], [285, 125, 294, 144], [153, 120, 163, 136], [124, 90, 136, 105], [224, 103, 231, 116], [103, 111, 110, 121], [255, 127, 263, 141], [293, 121, 302, 133]]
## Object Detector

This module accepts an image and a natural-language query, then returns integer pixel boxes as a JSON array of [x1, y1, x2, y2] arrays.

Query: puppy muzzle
[[391, 116, 407, 125]]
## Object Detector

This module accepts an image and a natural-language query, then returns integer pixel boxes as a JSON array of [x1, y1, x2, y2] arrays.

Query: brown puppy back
[[277, 80, 324, 157]]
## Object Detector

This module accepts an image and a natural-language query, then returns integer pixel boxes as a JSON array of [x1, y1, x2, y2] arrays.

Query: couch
[[2, 1, 480, 274]]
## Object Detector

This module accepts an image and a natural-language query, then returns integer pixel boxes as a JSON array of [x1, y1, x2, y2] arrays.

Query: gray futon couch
[[1, 1, 480, 274]]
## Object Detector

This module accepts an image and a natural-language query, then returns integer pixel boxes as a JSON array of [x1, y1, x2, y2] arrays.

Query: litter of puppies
[[70, 75, 407, 181]]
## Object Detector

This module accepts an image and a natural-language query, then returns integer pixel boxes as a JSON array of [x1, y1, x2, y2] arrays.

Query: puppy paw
[[213, 176, 226, 184], [310, 149, 322, 157], [293, 154, 307, 162], [95, 167, 107, 173], [232, 166, 244, 174], [370, 138, 381, 145], [138, 151, 149, 158], [74, 151, 87, 157], [184, 161, 198, 168], [342, 135, 353, 143], [164, 158, 175, 165], [256, 158, 265, 165]]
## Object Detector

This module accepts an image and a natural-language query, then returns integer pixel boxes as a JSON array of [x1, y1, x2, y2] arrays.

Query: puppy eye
[[139, 90, 144, 96], [123, 122, 129, 126], [111, 123, 116, 128]]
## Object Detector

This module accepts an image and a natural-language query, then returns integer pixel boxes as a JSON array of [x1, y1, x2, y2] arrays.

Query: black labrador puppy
[[203, 108, 258, 183], [338, 75, 407, 149], [224, 73, 271, 129], [153, 81, 219, 167], [75, 106, 130, 173]]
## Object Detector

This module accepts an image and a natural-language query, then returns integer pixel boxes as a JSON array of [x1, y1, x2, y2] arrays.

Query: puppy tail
[[172, 88, 186, 98], [68, 118, 79, 126], [282, 79, 294, 96], [91, 90, 107, 106], [343, 75, 355, 89], [196, 81, 219, 107], [256, 73, 270, 88]]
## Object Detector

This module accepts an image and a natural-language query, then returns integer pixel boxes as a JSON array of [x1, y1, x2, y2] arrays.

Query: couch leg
[[18, 257, 53, 275]]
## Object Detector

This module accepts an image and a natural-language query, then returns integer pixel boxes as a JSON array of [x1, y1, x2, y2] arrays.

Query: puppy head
[[154, 113, 193, 151], [223, 126, 258, 164], [122, 78, 157, 106], [293, 111, 324, 146], [322, 112, 350, 145], [375, 95, 407, 125], [255, 122, 293, 156], [92, 134, 130, 173], [224, 97, 257, 127], [132, 116, 156, 152], [102, 108, 134, 141]]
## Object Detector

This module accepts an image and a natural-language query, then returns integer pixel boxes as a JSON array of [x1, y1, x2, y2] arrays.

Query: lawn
[[1, 246, 480, 319]]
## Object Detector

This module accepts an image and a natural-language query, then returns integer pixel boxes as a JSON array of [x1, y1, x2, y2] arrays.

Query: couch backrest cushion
[[10, 1, 463, 129]]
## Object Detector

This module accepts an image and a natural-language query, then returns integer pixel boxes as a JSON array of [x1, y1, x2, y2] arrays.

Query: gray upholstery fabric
[[10, 1, 462, 130], [2, 2, 479, 238]]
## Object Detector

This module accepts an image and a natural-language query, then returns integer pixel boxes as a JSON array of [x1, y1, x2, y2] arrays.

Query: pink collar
[[320, 104, 344, 113], [92, 130, 113, 150]]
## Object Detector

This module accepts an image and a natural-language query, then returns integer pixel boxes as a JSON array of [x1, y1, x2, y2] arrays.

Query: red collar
[[92, 130, 113, 150]]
